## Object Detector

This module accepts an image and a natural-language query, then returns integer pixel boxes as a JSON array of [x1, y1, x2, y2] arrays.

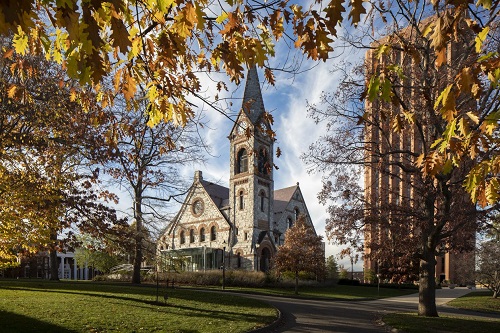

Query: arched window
[[287, 217, 293, 229], [294, 208, 300, 220], [200, 228, 205, 242], [259, 191, 265, 212], [180, 231, 185, 244], [210, 226, 217, 241], [237, 148, 248, 173], [189, 229, 195, 243], [239, 190, 244, 210], [258, 148, 269, 175], [237, 252, 242, 268]]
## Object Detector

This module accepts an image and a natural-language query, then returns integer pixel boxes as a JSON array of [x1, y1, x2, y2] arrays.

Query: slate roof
[[200, 180, 229, 209], [273, 185, 298, 222], [242, 66, 265, 124]]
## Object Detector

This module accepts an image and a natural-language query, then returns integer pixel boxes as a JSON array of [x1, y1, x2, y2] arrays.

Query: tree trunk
[[132, 187, 143, 284], [418, 251, 438, 316], [295, 270, 299, 295], [49, 231, 59, 281]]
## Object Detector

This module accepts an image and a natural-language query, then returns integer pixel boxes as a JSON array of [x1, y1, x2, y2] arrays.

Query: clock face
[[192, 199, 204, 215], [237, 120, 248, 135]]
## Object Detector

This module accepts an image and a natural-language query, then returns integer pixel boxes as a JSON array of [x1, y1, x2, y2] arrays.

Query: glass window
[[294, 208, 300, 220], [200, 228, 205, 242], [180, 231, 185, 244], [259, 191, 265, 212], [239, 191, 244, 210], [237, 149, 248, 173], [210, 226, 217, 241], [287, 217, 293, 229], [258, 148, 269, 175], [189, 229, 195, 243]]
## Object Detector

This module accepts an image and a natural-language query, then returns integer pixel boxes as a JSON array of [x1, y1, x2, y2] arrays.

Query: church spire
[[242, 66, 265, 124]]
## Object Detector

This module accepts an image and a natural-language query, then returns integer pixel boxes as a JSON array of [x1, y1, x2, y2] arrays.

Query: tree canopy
[[273, 215, 325, 294], [0, 40, 127, 269], [0, 1, 497, 204]]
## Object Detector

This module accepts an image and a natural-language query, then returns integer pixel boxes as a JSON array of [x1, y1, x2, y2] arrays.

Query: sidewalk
[[367, 287, 500, 321]]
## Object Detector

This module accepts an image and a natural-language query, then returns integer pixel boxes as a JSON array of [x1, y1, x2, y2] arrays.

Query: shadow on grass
[[0, 283, 276, 325], [0, 280, 270, 309], [0, 310, 77, 333], [384, 312, 500, 333]]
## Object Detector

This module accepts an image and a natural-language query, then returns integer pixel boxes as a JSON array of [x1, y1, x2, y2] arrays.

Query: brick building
[[362, 26, 476, 285], [157, 67, 319, 271]]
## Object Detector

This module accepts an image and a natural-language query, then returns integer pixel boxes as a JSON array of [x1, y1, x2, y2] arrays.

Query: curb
[[247, 308, 282, 333]]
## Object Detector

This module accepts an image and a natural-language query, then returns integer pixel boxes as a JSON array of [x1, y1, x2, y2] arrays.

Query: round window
[[192, 199, 204, 215]]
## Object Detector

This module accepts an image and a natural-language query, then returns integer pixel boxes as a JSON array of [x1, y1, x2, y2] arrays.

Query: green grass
[[383, 312, 499, 333], [447, 291, 500, 313], [223, 284, 417, 300], [0, 280, 277, 333], [383, 291, 499, 333]]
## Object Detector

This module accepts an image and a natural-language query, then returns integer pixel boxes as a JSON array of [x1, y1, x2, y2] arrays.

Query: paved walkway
[[245, 288, 499, 332]]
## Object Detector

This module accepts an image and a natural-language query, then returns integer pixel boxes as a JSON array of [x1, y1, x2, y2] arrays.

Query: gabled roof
[[200, 180, 229, 208], [273, 184, 299, 221], [242, 66, 265, 124]]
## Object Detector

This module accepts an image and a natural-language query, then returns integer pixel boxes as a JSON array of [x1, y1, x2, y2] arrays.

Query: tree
[[325, 255, 339, 281], [273, 215, 325, 294], [0, 41, 127, 274], [74, 235, 123, 274], [476, 240, 500, 298], [303, 2, 498, 315], [106, 97, 205, 284]]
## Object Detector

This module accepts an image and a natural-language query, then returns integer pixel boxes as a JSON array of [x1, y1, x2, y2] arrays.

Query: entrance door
[[260, 248, 271, 272]]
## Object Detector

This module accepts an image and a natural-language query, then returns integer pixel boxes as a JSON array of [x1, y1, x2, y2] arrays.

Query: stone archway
[[260, 247, 271, 272]]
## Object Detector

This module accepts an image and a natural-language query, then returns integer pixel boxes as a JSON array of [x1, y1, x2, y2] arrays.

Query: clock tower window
[[237, 148, 248, 174]]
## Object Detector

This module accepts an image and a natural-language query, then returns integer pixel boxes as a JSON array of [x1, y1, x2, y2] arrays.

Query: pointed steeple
[[242, 66, 265, 124]]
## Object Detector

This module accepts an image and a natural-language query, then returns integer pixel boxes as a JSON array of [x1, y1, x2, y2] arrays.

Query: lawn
[[448, 291, 500, 313], [0, 280, 277, 333], [224, 284, 417, 300], [383, 312, 499, 333], [383, 290, 500, 333]]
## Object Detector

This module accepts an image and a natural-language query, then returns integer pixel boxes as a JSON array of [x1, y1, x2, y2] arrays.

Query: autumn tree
[[0, 1, 497, 206], [105, 97, 205, 284], [0, 41, 126, 274], [304, 1, 500, 316], [476, 240, 500, 298], [273, 215, 325, 294]]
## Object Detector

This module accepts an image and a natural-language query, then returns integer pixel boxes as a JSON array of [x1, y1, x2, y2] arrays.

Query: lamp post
[[222, 240, 226, 290]]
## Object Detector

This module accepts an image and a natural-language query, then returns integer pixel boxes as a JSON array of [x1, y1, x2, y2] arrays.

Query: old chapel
[[157, 67, 318, 271]]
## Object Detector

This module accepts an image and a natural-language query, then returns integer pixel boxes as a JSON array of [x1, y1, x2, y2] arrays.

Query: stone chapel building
[[156, 67, 318, 272]]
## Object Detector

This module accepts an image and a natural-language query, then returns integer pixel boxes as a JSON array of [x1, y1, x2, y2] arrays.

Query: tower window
[[180, 231, 185, 244], [259, 191, 266, 212], [239, 190, 244, 210], [258, 148, 269, 175], [210, 226, 217, 241], [237, 148, 248, 173], [200, 227, 205, 242], [189, 229, 195, 243]]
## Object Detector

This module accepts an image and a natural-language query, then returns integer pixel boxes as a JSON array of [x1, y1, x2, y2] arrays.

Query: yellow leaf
[[13, 27, 28, 55], [7, 84, 16, 98], [216, 12, 228, 24], [466, 112, 479, 124], [475, 27, 489, 53]]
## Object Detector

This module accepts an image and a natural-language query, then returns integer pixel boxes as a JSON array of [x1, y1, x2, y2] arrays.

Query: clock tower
[[228, 67, 274, 269]]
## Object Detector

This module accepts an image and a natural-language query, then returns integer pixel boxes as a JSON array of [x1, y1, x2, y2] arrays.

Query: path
[[245, 288, 499, 332]]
